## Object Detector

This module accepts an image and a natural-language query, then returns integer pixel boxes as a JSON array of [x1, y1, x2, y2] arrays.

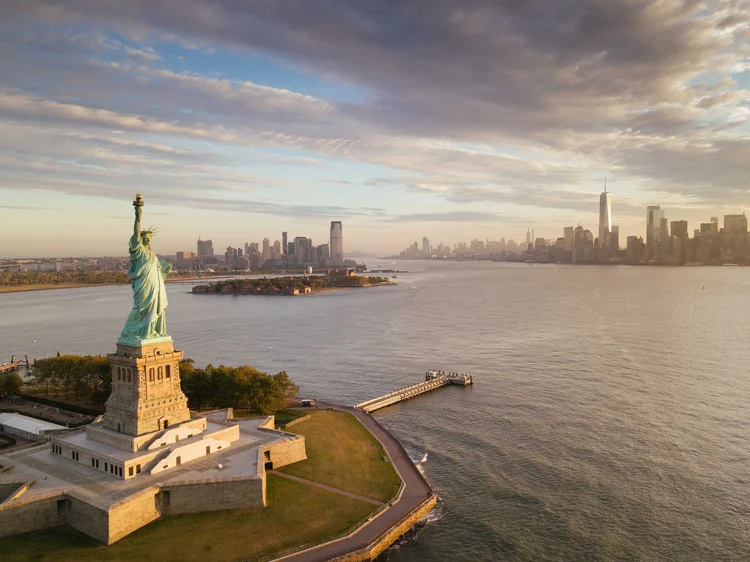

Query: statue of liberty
[[119, 194, 172, 344]]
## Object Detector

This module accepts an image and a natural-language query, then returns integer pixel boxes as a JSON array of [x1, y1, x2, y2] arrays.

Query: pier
[[0, 356, 29, 375], [355, 370, 473, 413]]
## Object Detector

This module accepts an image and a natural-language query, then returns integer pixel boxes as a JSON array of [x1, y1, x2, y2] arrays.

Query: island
[[0, 195, 432, 562], [192, 271, 393, 296]]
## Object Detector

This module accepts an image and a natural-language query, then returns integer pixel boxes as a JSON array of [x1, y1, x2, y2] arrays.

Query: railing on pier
[[355, 376, 449, 413]]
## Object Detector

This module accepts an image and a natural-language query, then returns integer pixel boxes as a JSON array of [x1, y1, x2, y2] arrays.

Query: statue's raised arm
[[118, 194, 171, 345], [133, 194, 143, 243]]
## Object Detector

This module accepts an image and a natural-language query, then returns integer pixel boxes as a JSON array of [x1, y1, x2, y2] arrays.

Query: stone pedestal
[[101, 338, 191, 439]]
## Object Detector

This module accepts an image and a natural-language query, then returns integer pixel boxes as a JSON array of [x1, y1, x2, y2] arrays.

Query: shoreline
[[0, 274, 381, 295], [0, 276, 245, 295], [191, 282, 395, 296]]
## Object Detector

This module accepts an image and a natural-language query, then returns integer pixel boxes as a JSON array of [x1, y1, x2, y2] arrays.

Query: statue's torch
[[134, 193, 144, 208]]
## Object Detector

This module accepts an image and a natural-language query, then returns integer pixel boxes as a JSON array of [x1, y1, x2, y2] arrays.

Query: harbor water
[[1, 261, 748, 560]]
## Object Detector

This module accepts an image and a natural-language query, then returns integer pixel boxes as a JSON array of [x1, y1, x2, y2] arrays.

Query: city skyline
[[2, 2, 749, 257]]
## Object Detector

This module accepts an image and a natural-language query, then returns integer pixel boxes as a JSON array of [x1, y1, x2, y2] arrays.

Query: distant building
[[422, 237, 431, 257], [248, 252, 262, 269], [724, 214, 747, 233], [224, 246, 236, 267], [626, 236, 645, 261], [563, 226, 574, 252], [722, 214, 748, 261], [608, 226, 620, 252], [262, 238, 270, 265], [330, 221, 344, 266], [197, 237, 215, 260], [282, 232, 288, 256], [671, 220, 689, 240], [599, 183, 612, 249], [293, 236, 308, 265], [646, 205, 665, 258], [175, 251, 195, 269]]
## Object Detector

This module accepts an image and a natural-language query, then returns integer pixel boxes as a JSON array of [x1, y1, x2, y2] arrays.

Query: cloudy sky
[[1, 0, 748, 257]]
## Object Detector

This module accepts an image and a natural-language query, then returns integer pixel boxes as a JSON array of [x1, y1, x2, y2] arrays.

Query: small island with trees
[[192, 271, 393, 296]]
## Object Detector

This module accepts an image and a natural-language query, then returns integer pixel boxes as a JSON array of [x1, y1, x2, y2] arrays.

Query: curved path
[[277, 404, 434, 562]]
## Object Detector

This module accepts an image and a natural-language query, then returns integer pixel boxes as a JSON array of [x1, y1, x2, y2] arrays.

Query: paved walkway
[[270, 471, 385, 506], [278, 404, 433, 562]]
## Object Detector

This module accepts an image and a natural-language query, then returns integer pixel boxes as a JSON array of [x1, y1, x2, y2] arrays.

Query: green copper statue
[[119, 194, 173, 345]]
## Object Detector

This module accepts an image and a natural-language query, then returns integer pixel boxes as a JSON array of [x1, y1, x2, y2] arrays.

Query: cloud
[[0, 0, 749, 241], [0, 205, 61, 210], [386, 211, 519, 223]]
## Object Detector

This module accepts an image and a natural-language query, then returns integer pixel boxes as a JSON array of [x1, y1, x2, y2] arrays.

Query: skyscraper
[[526, 228, 531, 248], [282, 232, 288, 256], [563, 226, 574, 252], [599, 179, 612, 248], [197, 237, 214, 260], [293, 236, 308, 265], [671, 220, 689, 240], [330, 221, 344, 266], [262, 238, 270, 265], [647, 205, 665, 258], [422, 237, 431, 257]]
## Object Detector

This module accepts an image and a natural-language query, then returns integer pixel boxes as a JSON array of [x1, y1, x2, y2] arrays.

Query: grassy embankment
[[0, 409, 401, 561], [279, 410, 401, 503]]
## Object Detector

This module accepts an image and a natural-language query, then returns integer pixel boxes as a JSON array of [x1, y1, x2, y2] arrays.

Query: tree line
[[179, 360, 299, 414], [212, 276, 329, 292], [30, 355, 111, 403], [0, 271, 130, 287], [22, 354, 298, 414]]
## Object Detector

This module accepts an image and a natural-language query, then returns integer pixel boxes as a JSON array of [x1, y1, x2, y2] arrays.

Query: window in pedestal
[[149, 368, 155, 382], [166, 365, 171, 378], [158, 366, 163, 380]]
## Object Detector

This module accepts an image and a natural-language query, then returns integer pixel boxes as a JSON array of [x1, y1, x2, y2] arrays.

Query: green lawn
[[273, 408, 307, 427], [278, 410, 402, 503], [0, 474, 375, 562]]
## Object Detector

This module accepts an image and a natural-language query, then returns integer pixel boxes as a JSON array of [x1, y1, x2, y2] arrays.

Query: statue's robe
[[120, 234, 169, 341]]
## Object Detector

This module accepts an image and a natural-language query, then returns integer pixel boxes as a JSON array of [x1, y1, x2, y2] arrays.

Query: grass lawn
[[278, 410, 402, 503], [274, 408, 308, 427], [0, 474, 376, 562]]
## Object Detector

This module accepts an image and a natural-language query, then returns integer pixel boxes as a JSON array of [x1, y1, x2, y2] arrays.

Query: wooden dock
[[355, 371, 473, 413], [0, 361, 28, 375]]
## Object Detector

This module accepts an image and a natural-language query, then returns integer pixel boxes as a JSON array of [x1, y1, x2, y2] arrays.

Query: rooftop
[[0, 412, 66, 434], [0, 417, 291, 510]]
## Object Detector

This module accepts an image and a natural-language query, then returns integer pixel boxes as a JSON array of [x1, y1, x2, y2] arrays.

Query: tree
[[30, 355, 110, 401], [2, 373, 23, 396]]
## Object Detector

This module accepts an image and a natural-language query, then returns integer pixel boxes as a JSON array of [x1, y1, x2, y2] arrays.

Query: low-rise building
[[0, 412, 68, 443]]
